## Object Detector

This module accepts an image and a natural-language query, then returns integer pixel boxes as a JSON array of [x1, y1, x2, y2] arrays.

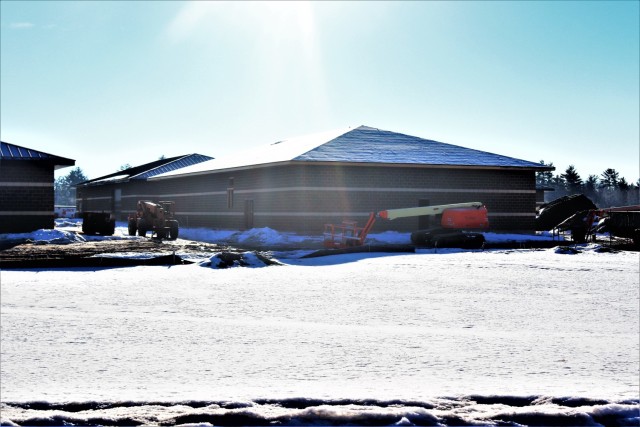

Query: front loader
[[128, 200, 179, 240]]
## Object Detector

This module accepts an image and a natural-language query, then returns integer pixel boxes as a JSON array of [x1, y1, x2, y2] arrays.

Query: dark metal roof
[[134, 154, 214, 179], [0, 141, 75, 169], [79, 153, 213, 185]]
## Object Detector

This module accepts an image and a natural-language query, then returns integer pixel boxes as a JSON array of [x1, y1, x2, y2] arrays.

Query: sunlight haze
[[1, 1, 638, 182]]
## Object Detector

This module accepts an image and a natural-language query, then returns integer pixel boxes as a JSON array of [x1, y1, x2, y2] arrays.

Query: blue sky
[[1, 1, 638, 182]]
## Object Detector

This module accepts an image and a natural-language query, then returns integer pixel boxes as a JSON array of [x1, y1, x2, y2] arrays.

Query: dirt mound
[[0, 238, 231, 269]]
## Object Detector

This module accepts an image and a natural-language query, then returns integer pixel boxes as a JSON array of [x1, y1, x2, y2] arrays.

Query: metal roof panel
[[0, 141, 75, 167]]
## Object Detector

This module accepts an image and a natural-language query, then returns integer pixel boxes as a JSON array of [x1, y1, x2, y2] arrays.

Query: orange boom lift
[[323, 202, 489, 249]]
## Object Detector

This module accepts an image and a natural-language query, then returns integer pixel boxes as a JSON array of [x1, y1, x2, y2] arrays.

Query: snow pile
[[235, 227, 287, 245], [1, 398, 638, 426], [202, 251, 279, 268], [483, 231, 556, 242], [366, 231, 411, 245], [1, 228, 86, 245], [54, 218, 80, 228], [178, 227, 238, 244], [177, 226, 321, 249], [554, 246, 582, 254], [228, 227, 320, 248], [550, 243, 623, 255]]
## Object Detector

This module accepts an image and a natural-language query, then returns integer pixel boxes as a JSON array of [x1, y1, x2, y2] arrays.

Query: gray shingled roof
[[153, 125, 550, 179], [0, 141, 75, 169], [294, 126, 545, 168]]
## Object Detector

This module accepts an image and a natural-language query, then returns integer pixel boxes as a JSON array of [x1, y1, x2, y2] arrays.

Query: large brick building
[[0, 141, 75, 233], [78, 126, 553, 233]]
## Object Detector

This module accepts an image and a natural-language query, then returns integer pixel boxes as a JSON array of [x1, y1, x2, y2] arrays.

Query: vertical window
[[113, 188, 122, 215], [227, 177, 234, 208]]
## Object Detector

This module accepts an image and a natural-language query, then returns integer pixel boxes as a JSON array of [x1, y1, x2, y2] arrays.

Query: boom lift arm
[[323, 202, 488, 249], [378, 202, 484, 220]]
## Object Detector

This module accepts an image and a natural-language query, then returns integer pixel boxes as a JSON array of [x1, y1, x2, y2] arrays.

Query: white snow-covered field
[[1, 222, 639, 426]]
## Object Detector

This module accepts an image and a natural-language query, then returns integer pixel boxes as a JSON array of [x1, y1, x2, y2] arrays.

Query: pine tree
[[561, 165, 583, 194], [585, 174, 599, 190], [600, 168, 620, 189], [551, 174, 566, 189], [584, 175, 599, 203], [632, 179, 640, 205], [535, 160, 554, 187], [618, 177, 630, 205], [618, 177, 629, 191], [54, 167, 88, 205], [66, 167, 88, 185]]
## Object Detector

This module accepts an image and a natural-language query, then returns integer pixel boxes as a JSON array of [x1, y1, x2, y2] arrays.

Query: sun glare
[[262, 1, 315, 41], [168, 1, 316, 45], [166, 1, 329, 124]]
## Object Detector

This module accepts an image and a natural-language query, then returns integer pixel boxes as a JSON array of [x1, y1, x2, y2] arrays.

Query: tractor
[[128, 200, 179, 240]]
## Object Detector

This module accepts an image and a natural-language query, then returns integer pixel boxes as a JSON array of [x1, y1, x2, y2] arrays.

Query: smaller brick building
[[0, 141, 75, 233]]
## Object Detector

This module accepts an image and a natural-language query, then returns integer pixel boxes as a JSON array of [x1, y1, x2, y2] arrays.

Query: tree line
[[536, 161, 639, 207]]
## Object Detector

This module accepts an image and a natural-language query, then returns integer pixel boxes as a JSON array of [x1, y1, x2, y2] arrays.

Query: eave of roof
[[150, 159, 553, 182], [0, 141, 75, 170]]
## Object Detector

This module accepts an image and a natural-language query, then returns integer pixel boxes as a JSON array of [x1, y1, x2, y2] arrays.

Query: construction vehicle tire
[[137, 219, 147, 237], [410, 232, 426, 246], [571, 227, 586, 243], [168, 220, 179, 240], [105, 220, 116, 236], [434, 231, 485, 249], [128, 218, 137, 236], [410, 229, 437, 245]]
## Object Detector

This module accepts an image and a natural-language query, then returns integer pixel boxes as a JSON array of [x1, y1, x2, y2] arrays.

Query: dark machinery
[[128, 200, 179, 240], [555, 205, 640, 245], [82, 211, 115, 236], [323, 202, 489, 249]]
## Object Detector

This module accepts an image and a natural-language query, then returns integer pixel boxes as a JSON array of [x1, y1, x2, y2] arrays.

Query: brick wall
[[0, 160, 56, 233], [78, 163, 538, 234]]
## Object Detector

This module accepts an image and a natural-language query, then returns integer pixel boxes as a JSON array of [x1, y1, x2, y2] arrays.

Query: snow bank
[[482, 231, 556, 242], [235, 227, 288, 245], [177, 227, 238, 244], [149, 224, 561, 249], [0, 228, 86, 245], [201, 251, 277, 269], [0, 219, 597, 253], [1, 398, 637, 427], [366, 231, 411, 245]]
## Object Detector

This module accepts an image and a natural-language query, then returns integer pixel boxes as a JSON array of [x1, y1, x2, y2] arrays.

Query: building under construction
[[76, 126, 553, 234]]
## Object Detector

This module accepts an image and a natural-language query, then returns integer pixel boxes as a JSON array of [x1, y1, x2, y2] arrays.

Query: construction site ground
[[1, 232, 636, 269], [0, 238, 236, 269]]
